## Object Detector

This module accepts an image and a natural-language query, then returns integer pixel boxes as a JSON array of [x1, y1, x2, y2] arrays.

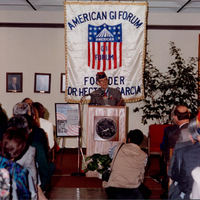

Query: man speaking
[[89, 72, 125, 106]]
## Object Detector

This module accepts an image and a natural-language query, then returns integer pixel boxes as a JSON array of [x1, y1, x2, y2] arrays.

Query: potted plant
[[84, 153, 112, 177], [134, 42, 199, 124]]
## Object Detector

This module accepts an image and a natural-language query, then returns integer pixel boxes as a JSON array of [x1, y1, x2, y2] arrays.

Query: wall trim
[[1, 23, 200, 30]]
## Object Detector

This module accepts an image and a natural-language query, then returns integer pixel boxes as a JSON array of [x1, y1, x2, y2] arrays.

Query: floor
[[46, 149, 164, 199]]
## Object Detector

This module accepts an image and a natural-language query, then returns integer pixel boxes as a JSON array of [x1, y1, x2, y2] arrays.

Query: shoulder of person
[[40, 118, 53, 126], [109, 87, 120, 93], [29, 146, 36, 154], [91, 88, 102, 95]]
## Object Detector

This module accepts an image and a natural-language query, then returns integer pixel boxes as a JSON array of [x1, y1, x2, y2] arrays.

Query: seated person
[[89, 72, 125, 106], [12, 102, 54, 192], [7, 115, 48, 200], [169, 114, 200, 199], [7, 115, 38, 186], [32, 102, 55, 150], [103, 129, 148, 199], [22, 97, 33, 105], [0, 127, 32, 199]]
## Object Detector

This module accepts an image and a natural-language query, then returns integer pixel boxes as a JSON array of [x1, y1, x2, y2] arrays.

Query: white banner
[[64, 1, 147, 103]]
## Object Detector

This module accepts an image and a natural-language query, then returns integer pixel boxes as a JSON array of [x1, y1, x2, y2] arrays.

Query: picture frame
[[34, 73, 51, 93], [6, 72, 23, 93], [61, 73, 66, 93], [55, 103, 80, 137]]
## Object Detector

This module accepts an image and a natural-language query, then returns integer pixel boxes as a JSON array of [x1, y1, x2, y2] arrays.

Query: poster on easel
[[55, 103, 80, 137]]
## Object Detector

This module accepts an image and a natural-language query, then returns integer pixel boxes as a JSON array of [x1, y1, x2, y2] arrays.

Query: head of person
[[96, 72, 108, 90], [11, 77, 17, 84], [7, 115, 32, 134], [22, 97, 33, 105], [13, 102, 32, 116], [127, 129, 144, 146], [32, 102, 45, 119], [1, 127, 28, 161], [173, 105, 190, 125]]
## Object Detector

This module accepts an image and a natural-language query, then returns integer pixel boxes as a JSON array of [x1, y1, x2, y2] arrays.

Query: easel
[[55, 103, 85, 176], [71, 101, 86, 176]]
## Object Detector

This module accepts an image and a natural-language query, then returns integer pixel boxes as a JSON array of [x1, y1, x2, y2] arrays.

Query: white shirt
[[39, 118, 55, 149]]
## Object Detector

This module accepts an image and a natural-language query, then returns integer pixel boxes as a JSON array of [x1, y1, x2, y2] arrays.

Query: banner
[[64, 1, 147, 103]]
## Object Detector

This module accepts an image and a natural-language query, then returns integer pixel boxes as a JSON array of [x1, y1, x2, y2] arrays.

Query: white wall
[[0, 9, 199, 147]]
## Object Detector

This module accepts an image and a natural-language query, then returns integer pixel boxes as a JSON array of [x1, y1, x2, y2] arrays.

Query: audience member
[[89, 72, 125, 106], [22, 97, 33, 105], [32, 102, 55, 149], [158, 108, 179, 198], [169, 114, 200, 199], [168, 105, 190, 147], [8, 115, 48, 200], [0, 104, 8, 141], [104, 129, 149, 199], [13, 102, 54, 192], [0, 127, 31, 199], [7, 116, 38, 187]]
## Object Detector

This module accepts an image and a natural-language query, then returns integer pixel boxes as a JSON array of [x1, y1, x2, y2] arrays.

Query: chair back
[[148, 124, 171, 155]]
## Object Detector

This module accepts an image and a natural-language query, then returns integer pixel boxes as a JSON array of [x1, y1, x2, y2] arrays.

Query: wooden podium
[[86, 105, 127, 157]]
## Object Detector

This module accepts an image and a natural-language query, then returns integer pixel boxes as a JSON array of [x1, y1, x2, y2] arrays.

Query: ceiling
[[0, 0, 199, 13]]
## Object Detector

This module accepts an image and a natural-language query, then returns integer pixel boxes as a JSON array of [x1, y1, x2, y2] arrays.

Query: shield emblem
[[88, 23, 122, 71]]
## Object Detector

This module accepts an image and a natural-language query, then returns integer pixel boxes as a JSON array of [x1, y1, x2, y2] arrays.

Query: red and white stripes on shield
[[88, 41, 122, 71]]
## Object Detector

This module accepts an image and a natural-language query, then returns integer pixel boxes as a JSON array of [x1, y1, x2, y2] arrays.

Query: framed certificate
[[34, 73, 51, 93]]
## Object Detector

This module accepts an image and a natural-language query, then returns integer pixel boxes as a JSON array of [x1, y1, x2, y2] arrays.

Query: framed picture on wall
[[55, 103, 80, 137], [61, 73, 66, 93], [6, 72, 23, 93], [34, 73, 51, 93]]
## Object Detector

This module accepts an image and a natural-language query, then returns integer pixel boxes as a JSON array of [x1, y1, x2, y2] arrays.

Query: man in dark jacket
[[169, 114, 200, 199], [89, 72, 125, 106]]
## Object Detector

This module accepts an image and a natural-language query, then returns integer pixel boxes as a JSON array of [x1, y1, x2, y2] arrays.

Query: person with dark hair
[[0, 127, 31, 199], [126, 129, 144, 144], [22, 97, 33, 105], [7, 116, 40, 199], [32, 102, 55, 150], [89, 72, 125, 106], [104, 129, 148, 199], [12, 102, 54, 192], [1, 127, 28, 161], [7, 116, 36, 178]]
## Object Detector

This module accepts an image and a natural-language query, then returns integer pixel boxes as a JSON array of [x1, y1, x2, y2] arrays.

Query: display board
[[55, 103, 80, 137]]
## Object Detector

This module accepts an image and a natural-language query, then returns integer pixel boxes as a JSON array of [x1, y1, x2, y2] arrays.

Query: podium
[[86, 105, 127, 159]]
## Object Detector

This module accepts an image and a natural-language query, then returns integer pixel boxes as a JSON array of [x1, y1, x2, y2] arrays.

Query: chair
[[148, 124, 171, 155]]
